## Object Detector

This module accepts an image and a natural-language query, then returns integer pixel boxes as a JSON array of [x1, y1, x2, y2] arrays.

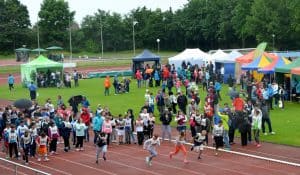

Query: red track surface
[[0, 129, 300, 175]]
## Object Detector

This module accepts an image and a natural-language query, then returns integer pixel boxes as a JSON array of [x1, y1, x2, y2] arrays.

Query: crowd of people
[[0, 61, 282, 167]]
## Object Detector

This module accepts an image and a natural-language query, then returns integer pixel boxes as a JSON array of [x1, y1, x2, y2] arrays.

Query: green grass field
[[1, 78, 299, 147]]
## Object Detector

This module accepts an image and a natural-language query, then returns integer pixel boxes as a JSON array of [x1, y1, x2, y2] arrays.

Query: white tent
[[211, 49, 232, 63], [228, 50, 243, 60], [168, 48, 209, 68]]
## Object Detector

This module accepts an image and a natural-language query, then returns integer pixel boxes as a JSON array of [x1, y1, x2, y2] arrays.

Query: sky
[[20, 0, 188, 25]]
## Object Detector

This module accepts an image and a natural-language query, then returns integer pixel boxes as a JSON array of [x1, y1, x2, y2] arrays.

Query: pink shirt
[[102, 121, 112, 133]]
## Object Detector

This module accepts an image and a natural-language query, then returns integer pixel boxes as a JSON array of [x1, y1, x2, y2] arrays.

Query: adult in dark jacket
[[61, 119, 72, 152], [261, 102, 275, 135], [177, 92, 188, 114], [159, 109, 172, 142]]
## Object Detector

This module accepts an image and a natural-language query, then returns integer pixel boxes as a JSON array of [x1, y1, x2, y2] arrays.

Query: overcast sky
[[19, 0, 188, 25]]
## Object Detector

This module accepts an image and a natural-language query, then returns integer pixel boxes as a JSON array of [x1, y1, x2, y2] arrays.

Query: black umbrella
[[68, 95, 83, 105], [13, 99, 33, 109]]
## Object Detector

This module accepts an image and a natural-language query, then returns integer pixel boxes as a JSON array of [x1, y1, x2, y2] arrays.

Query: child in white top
[[143, 134, 160, 166], [191, 130, 207, 159]]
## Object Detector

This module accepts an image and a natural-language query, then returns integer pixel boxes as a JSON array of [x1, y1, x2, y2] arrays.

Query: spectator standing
[[104, 76, 111, 96], [8, 74, 15, 91], [28, 82, 38, 100], [73, 70, 79, 87]]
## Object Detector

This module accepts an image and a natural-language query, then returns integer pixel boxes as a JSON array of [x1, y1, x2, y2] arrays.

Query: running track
[[1, 132, 300, 175]]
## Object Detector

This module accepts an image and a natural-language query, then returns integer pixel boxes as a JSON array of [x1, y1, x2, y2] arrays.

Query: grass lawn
[[0, 78, 300, 147]]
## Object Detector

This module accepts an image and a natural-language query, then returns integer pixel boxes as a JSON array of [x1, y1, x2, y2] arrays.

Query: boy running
[[95, 132, 107, 164], [191, 130, 207, 159], [143, 134, 160, 166]]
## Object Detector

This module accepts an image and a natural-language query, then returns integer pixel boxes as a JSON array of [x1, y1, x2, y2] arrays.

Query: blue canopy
[[274, 52, 300, 58], [132, 49, 160, 62]]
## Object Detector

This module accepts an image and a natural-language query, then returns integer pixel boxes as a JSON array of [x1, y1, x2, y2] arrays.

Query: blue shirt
[[92, 115, 103, 132], [214, 82, 222, 91], [8, 76, 14, 84], [28, 84, 37, 91], [81, 100, 90, 108]]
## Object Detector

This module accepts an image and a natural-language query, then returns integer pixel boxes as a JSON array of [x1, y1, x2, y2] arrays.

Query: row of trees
[[0, 0, 299, 54]]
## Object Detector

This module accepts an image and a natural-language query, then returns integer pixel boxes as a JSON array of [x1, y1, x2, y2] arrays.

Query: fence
[[0, 158, 51, 175]]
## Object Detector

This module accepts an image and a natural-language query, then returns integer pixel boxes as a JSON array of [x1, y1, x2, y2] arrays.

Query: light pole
[[100, 15, 104, 58], [272, 34, 275, 52], [37, 16, 40, 55], [132, 20, 138, 56], [156, 38, 160, 54], [69, 16, 72, 61]]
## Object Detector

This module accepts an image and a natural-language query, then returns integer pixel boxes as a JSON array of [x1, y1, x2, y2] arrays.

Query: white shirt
[[136, 120, 144, 132]]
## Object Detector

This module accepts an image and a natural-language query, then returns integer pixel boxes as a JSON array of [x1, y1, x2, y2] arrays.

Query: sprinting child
[[143, 134, 160, 166], [169, 131, 188, 163], [116, 114, 125, 145], [20, 130, 31, 164], [212, 120, 224, 156], [8, 125, 19, 160], [36, 131, 50, 161], [95, 132, 107, 164], [191, 130, 207, 159]]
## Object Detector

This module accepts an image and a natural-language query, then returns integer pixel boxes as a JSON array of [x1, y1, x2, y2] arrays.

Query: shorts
[[38, 147, 47, 155], [100, 145, 107, 153], [117, 129, 125, 136], [176, 125, 186, 132], [194, 145, 204, 152]]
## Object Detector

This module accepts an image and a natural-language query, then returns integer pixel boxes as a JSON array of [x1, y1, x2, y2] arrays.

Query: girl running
[[191, 130, 207, 159], [95, 132, 107, 164], [169, 131, 188, 163], [143, 134, 160, 166], [102, 116, 112, 146]]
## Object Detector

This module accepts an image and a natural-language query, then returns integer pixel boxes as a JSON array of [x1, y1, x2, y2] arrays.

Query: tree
[[38, 0, 75, 48], [0, 0, 30, 53]]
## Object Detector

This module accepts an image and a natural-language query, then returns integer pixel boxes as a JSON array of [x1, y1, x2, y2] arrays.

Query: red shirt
[[233, 97, 244, 111]]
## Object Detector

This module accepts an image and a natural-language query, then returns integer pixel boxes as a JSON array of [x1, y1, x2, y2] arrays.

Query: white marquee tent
[[168, 48, 209, 68], [228, 50, 243, 60], [211, 49, 232, 63]]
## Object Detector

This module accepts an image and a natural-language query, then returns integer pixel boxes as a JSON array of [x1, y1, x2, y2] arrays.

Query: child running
[[95, 132, 108, 164], [169, 131, 188, 163], [143, 134, 160, 166], [190, 130, 207, 159]]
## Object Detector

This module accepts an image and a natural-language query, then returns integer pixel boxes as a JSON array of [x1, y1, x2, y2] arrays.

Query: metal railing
[[0, 158, 51, 175]]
